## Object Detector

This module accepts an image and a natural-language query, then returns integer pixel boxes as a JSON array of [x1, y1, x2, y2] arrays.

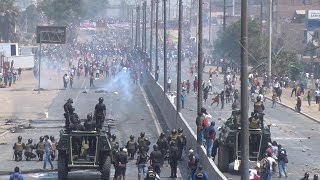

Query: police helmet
[[314, 174, 318, 179], [99, 97, 104, 103], [171, 129, 177, 134], [140, 132, 145, 137], [130, 135, 134, 140], [40, 136, 44, 141], [305, 172, 309, 177], [28, 139, 32, 143], [44, 135, 49, 139], [256, 96, 261, 102], [153, 144, 158, 150], [111, 134, 116, 139], [18, 136, 22, 140], [67, 98, 73, 103], [160, 132, 165, 137], [50, 136, 54, 141], [87, 113, 92, 120], [178, 128, 183, 133]]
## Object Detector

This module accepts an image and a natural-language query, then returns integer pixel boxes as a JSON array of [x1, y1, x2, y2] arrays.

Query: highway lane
[[0, 72, 185, 180], [156, 59, 320, 179]]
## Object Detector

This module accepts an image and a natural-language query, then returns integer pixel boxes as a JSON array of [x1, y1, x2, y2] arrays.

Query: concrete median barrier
[[143, 73, 227, 180]]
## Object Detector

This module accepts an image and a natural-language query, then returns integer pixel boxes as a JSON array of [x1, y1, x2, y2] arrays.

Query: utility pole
[[223, 0, 226, 32], [240, 0, 249, 179], [150, 0, 154, 72], [142, 1, 147, 52], [260, 0, 263, 36], [209, 0, 212, 45], [135, 5, 140, 48], [197, 0, 203, 114], [163, 0, 168, 94], [144, 1, 147, 53], [268, 0, 272, 87], [132, 7, 134, 46], [177, 0, 182, 112], [156, 0, 159, 75], [142, 3, 145, 52]]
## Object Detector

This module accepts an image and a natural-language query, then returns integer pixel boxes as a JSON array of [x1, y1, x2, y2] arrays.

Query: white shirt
[[267, 157, 277, 171], [168, 95, 176, 104], [168, 78, 172, 84]]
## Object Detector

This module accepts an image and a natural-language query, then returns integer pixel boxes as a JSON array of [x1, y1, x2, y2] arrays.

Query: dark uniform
[[24, 139, 36, 161], [36, 136, 45, 161], [117, 149, 128, 179], [95, 97, 106, 130], [137, 132, 150, 152], [126, 135, 137, 159], [156, 133, 169, 159], [63, 98, 74, 130], [149, 145, 163, 176], [177, 128, 187, 160], [84, 113, 96, 151], [13, 136, 25, 161], [253, 96, 265, 113], [168, 142, 179, 178], [167, 129, 178, 146]]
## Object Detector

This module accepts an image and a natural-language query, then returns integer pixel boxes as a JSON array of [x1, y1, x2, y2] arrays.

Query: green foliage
[[20, 4, 40, 33], [213, 19, 263, 66], [0, 0, 16, 12], [272, 51, 302, 80], [38, 0, 108, 25]]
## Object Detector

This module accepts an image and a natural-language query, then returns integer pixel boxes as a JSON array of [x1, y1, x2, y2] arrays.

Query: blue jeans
[[278, 160, 288, 177], [197, 129, 203, 144], [138, 163, 146, 178], [206, 139, 213, 156], [43, 152, 54, 169], [261, 171, 272, 180]]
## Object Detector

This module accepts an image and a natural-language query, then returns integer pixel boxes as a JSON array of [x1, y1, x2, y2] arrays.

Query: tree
[[272, 51, 302, 80], [213, 19, 264, 67], [19, 4, 40, 33], [38, 0, 109, 25]]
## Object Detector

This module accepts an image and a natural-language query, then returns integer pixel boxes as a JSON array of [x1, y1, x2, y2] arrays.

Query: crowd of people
[[0, 60, 23, 88]]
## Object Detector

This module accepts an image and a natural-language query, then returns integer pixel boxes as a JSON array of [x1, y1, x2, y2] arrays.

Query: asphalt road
[[0, 72, 186, 180], [156, 59, 320, 179]]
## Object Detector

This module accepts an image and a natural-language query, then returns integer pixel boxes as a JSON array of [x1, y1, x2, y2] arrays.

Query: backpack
[[261, 158, 270, 173], [202, 118, 209, 128]]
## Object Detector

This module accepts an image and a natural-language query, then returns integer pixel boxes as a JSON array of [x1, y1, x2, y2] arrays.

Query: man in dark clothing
[[95, 97, 106, 130], [156, 133, 169, 159], [63, 98, 74, 131], [168, 141, 179, 178], [149, 145, 163, 176], [126, 135, 138, 160], [117, 148, 128, 180]]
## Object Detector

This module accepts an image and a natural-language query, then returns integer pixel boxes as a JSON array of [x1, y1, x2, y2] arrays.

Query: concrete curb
[[265, 96, 320, 123], [0, 169, 55, 176]]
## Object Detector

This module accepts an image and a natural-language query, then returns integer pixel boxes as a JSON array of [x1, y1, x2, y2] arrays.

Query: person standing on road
[[203, 86, 209, 102], [220, 90, 225, 109], [136, 147, 149, 180], [196, 111, 205, 145], [272, 91, 277, 108], [43, 135, 54, 170], [9, 167, 24, 180], [89, 72, 95, 88], [149, 145, 163, 177], [167, 77, 172, 92], [205, 121, 216, 158], [188, 149, 199, 179], [278, 144, 288, 178], [117, 148, 128, 180]]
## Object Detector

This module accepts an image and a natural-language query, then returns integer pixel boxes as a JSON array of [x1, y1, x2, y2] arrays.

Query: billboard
[[36, 26, 66, 44], [308, 10, 320, 20]]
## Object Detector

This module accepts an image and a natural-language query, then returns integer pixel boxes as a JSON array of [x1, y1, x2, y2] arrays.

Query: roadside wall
[[144, 73, 227, 180], [9, 55, 34, 69]]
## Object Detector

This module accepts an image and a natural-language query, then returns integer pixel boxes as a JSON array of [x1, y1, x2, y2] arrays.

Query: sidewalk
[[266, 87, 320, 122], [0, 69, 63, 133]]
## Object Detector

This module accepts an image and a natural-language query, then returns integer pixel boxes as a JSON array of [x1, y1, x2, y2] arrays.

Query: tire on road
[[58, 151, 68, 180], [101, 156, 111, 180], [218, 145, 230, 172]]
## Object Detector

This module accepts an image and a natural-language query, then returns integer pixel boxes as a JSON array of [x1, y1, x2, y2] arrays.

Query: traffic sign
[[36, 26, 66, 44]]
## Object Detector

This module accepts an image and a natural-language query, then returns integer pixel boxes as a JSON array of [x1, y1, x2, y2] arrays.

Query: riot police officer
[[149, 145, 163, 176], [13, 136, 25, 161], [177, 128, 186, 160], [167, 129, 178, 146], [64, 98, 74, 130], [94, 97, 106, 130], [24, 138, 36, 161], [111, 134, 119, 162], [36, 136, 45, 161], [137, 132, 151, 152], [254, 96, 265, 113], [156, 132, 169, 159], [126, 135, 138, 160], [50, 136, 57, 161], [168, 141, 179, 178], [84, 113, 96, 151]]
